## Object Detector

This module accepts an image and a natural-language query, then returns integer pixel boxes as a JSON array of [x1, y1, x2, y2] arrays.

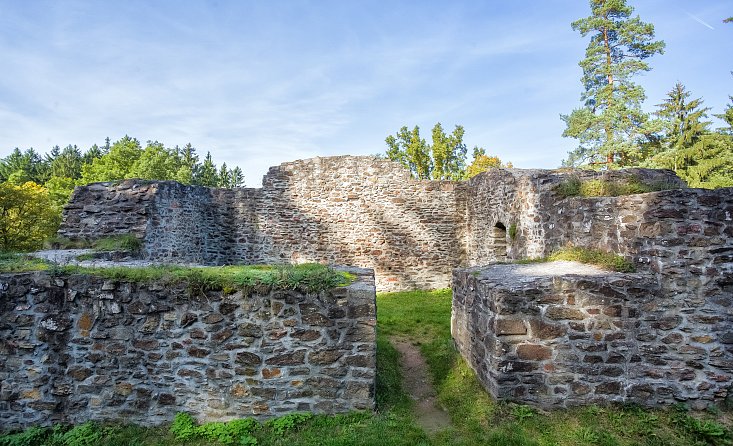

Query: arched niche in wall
[[492, 222, 508, 262]]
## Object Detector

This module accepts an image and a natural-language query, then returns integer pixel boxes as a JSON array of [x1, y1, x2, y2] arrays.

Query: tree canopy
[[0, 136, 246, 251], [385, 123, 509, 180], [562, 0, 665, 168]]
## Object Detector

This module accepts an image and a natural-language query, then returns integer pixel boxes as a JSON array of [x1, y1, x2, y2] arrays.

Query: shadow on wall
[[258, 157, 465, 291]]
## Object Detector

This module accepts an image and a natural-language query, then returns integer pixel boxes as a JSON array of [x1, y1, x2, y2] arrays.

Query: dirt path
[[391, 337, 452, 434]]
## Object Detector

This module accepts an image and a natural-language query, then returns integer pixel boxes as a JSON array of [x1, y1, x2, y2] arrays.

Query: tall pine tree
[[562, 0, 665, 168], [655, 82, 711, 159]]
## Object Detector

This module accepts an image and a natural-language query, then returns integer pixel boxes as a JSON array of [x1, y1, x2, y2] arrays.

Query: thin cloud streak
[[684, 12, 715, 30]]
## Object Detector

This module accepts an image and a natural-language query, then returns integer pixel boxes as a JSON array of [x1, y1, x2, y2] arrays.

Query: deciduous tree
[[0, 181, 60, 251]]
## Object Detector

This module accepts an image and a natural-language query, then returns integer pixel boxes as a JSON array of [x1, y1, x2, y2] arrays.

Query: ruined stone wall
[[57, 158, 727, 295], [461, 168, 687, 266], [541, 187, 733, 303], [58, 180, 155, 241], [59, 156, 466, 291], [0, 268, 376, 430], [250, 157, 465, 291], [452, 262, 733, 408]]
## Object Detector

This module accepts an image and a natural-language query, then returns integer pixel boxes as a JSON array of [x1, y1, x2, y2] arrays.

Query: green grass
[[376, 290, 733, 446], [0, 252, 52, 272], [555, 175, 682, 198], [90, 234, 142, 253], [2, 289, 731, 445], [548, 246, 635, 273], [0, 255, 353, 295], [510, 246, 635, 273], [46, 234, 142, 253]]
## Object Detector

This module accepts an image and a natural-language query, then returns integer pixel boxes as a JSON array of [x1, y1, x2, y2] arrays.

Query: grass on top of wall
[[513, 246, 636, 273], [548, 246, 636, 273], [47, 235, 143, 253], [555, 175, 682, 198], [0, 253, 353, 294]]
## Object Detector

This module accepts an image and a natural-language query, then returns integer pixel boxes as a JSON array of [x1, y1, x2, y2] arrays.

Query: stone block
[[516, 344, 552, 361], [496, 319, 527, 336]]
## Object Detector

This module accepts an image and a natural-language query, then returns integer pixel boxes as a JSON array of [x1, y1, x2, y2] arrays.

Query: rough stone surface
[[58, 158, 701, 293], [452, 262, 733, 408], [0, 267, 376, 429], [54, 155, 733, 410]]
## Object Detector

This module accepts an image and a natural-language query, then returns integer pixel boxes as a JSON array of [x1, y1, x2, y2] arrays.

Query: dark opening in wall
[[492, 222, 508, 261]]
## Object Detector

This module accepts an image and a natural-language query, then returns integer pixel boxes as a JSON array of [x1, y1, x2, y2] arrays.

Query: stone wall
[[452, 261, 733, 408], [0, 267, 376, 429], [537, 188, 733, 304], [59, 156, 466, 291]]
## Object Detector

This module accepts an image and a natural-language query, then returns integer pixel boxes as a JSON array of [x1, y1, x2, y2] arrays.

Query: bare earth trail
[[391, 337, 453, 434]]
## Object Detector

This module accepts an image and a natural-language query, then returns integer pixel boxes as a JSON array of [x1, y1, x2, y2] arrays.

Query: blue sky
[[1, 0, 731, 186]]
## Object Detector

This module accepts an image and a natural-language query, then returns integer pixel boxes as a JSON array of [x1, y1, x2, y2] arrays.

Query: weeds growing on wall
[[555, 174, 682, 198], [548, 246, 636, 272], [46, 235, 142, 253], [0, 255, 354, 295], [512, 246, 635, 273]]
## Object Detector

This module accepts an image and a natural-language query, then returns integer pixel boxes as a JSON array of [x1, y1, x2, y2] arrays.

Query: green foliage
[[386, 123, 508, 181], [508, 223, 518, 240], [464, 146, 511, 179], [0, 260, 353, 295], [716, 96, 733, 135], [0, 148, 49, 184], [672, 405, 732, 446], [91, 235, 143, 253], [49, 423, 103, 446], [0, 252, 52, 272], [512, 404, 536, 422], [265, 413, 313, 436], [554, 174, 681, 198], [654, 82, 711, 154], [645, 133, 733, 189], [562, 0, 665, 168], [170, 413, 258, 445], [548, 246, 635, 272], [386, 125, 432, 180], [0, 426, 47, 446], [169, 412, 197, 441], [81, 136, 143, 183], [0, 181, 61, 252]]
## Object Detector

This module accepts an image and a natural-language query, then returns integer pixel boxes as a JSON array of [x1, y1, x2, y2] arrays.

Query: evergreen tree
[[0, 148, 48, 183], [51, 145, 83, 179], [562, 0, 665, 168], [175, 143, 200, 184], [715, 96, 733, 135], [653, 82, 711, 165], [196, 152, 219, 187], [218, 163, 231, 188], [230, 167, 245, 187], [83, 144, 104, 165]]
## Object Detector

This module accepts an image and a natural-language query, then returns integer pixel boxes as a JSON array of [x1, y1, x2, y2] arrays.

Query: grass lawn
[[2, 290, 732, 446]]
